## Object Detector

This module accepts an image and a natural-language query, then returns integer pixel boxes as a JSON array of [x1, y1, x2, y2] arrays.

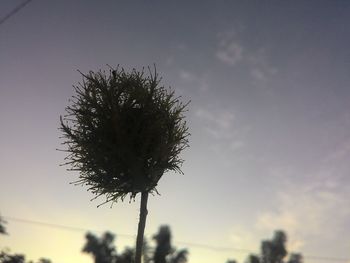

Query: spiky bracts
[[60, 67, 189, 203]]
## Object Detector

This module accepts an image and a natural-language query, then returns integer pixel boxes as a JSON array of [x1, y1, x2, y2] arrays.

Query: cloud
[[252, 135, 350, 254], [247, 49, 277, 85], [215, 32, 277, 84], [194, 107, 244, 153], [179, 70, 209, 92], [216, 31, 244, 66], [250, 68, 266, 81], [323, 137, 350, 164], [179, 70, 197, 82], [254, 172, 350, 253], [229, 225, 260, 251], [195, 107, 235, 139], [226, 155, 350, 258], [216, 42, 244, 66], [255, 194, 315, 251]]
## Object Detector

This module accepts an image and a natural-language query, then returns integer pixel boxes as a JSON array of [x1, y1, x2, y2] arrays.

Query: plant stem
[[135, 191, 149, 263]]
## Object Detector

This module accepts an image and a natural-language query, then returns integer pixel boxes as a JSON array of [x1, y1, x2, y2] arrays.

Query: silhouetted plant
[[0, 251, 52, 263], [0, 217, 51, 263], [169, 249, 188, 263], [116, 248, 134, 263], [82, 226, 188, 263], [142, 240, 152, 263], [153, 225, 188, 263], [82, 232, 117, 263], [153, 226, 172, 263], [36, 259, 52, 263], [260, 231, 287, 263], [0, 215, 7, 235], [60, 66, 190, 263], [0, 251, 25, 263], [246, 255, 260, 263], [238, 231, 303, 263], [287, 253, 303, 263]]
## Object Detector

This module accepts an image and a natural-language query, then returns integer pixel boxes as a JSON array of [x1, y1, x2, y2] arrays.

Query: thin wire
[[174, 241, 252, 253], [0, 0, 33, 26], [303, 255, 350, 262], [3, 216, 134, 238], [3, 216, 349, 262]]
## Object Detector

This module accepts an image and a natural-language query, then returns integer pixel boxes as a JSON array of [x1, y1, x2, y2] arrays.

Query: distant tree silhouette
[[0, 250, 51, 263], [36, 259, 52, 263], [115, 247, 134, 263], [287, 253, 303, 263], [114, 241, 152, 263], [237, 231, 302, 263], [142, 240, 153, 263], [82, 232, 117, 263], [82, 226, 187, 263], [169, 249, 188, 263], [0, 251, 25, 263], [0, 215, 51, 263], [60, 66, 190, 263], [82, 231, 152, 263], [261, 231, 287, 263], [153, 225, 188, 263], [0, 215, 7, 235], [153, 226, 172, 263], [245, 255, 260, 263]]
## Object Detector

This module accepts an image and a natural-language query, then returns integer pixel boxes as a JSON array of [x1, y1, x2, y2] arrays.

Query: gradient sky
[[1, 1, 350, 263]]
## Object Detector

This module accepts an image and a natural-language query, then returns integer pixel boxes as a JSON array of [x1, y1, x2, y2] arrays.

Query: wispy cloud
[[194, 107, 245, 152], [256, 188, 337, 251], [195, 107, 235, 138], [255, 161, 350, 253], [247, 49, 277, 85], [227, 183, 349, 260], [226, 150, 350, 258], [165, 43, 188, 66], [216, 41, 244, 66], [216, 31, 244, 66], [323, 136, 350, 164], [216, 31, 277, 85], [179, 70, 209, 92]]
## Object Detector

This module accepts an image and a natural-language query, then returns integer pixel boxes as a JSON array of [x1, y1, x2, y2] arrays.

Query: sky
[[1, 0, 350, 262]]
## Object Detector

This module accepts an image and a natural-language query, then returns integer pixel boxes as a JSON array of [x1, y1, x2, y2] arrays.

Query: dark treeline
[[227, 230, 303, 263], [1, 215, 302, 263], [0, 216, 51, 263], [82, 225, 187, 263]]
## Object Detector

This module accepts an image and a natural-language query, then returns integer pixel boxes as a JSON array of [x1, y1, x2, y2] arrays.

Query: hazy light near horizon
[[1, 1, 350, 263]]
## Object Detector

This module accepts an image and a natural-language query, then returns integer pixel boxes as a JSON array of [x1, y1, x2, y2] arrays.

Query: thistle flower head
[[60, 66, 190, 204]]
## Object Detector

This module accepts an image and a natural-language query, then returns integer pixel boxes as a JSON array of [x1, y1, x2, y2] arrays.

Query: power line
[[3, 216, 134, 239], [303, 255, 350, 262], [3, 216, 349, 262], [0, 0, 33, 27], [175, 241, 252, 253]]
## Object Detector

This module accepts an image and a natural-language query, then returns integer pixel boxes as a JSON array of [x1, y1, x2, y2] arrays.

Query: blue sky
[[1, 1, 350, 263]]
